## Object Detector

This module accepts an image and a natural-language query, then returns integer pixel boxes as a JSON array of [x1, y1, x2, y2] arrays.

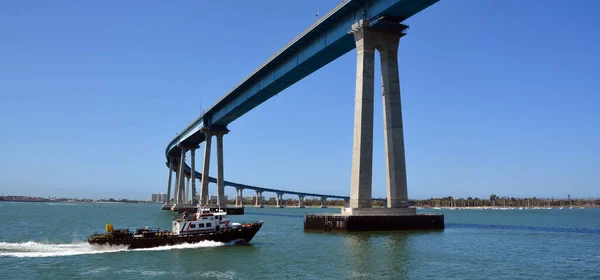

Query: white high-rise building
[[151, 193, 167, 203]]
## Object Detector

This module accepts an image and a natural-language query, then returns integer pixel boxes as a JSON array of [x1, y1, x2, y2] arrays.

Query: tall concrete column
[[349, 20, 376, 209], [181, 176, 186, 203], [199, 132, 212, 206], [193, 178, 199, 204], [321, 197, 327, 208], [234, 187, 240, 207], [181, 175, 185, 203], [214, 130, 229, 208], [173, 167, 180, 204], [176, 148, 187, 204], [186, 176, 191, 203], [172, 157, 180, 203], [181, 175, 186, 203], [166, 160, 174, 204], [298, 195, 305, 208], [255, 190, 263, 208], [239, 188, 244, 207], [190, 146, 198, 204], [378, 31, 408, 208], [276, 192, 283, 208]]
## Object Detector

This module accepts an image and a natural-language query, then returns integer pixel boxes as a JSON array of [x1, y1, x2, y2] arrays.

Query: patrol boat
[[88, 207, 263, 249]]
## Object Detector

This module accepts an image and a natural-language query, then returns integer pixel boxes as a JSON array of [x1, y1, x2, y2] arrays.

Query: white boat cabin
[[172, 208, 233, 235]]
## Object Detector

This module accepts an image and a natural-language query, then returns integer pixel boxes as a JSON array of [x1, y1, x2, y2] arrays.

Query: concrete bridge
[[162, 0, 439, 215], [161, 165, 387, 209]]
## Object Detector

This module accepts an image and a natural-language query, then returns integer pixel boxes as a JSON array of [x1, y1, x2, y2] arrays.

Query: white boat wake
[[0, 240, 226, 258], [0, 241, 127, 258], [133, 240, 227, 252]]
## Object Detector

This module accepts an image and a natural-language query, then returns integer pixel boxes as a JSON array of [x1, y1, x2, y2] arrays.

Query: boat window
[[198, 223, 204, 228], [190, 224, 196, 228], [206, 223, 211, 227]]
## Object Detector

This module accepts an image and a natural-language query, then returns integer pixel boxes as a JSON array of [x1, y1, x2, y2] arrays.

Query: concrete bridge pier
[[379, 28, 409, 209], [254, 190, 264, 208], [234, 187, 244, 207], [198, 127, 229, 207], [165, 159, 174, 205], [348, 19, 376, 209], [185, 175, 191, 203], [276, 192, 284, 208], [190, 145, 198, 204], [169, 147, 192, 212], [343, 19, 415, 216], [214, 129, 228, 208], [176, 147, 188, 204], [306, 19, 445, 231], [199, 131, 212, 206], [298, 195, 305, 208], [179, 174, 184, 204], [161, 159, 176, 210], [192, 178, 199, 205], [320, 197, 327, 208]]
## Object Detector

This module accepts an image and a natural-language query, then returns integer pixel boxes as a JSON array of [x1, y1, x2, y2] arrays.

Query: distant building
[[209, 195, 228, 203], [151, 193, 167, 203], [246, 195, 264, 201]]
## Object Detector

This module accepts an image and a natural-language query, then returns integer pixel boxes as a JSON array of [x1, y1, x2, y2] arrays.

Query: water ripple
[[446, 223, 600, 235], [246, 212, 600, 235]]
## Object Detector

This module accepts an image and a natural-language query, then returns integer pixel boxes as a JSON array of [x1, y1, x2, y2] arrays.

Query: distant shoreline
[[2, 195, 598, 208], [0, 196, 154, 204], [1, 200, 597, 209], [0, 200, 158, 204]]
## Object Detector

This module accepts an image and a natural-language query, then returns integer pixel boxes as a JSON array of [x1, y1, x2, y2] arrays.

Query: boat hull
[[88, 222, 263, 250]]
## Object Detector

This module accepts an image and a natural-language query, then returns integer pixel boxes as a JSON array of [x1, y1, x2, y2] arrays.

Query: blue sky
[[0, 0, 598, 200]]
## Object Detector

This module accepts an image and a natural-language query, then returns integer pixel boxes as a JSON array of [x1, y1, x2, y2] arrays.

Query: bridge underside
[[165, 0, 439, 160], [162, 0, 443, 230]]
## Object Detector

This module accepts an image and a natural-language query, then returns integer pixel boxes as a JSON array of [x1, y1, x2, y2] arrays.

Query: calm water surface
[[0, 202, 599, 279]]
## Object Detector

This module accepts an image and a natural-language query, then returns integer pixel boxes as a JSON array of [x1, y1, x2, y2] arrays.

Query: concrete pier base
[[171, 203, 197, 213], [304, 212, 444, 232], [341, 207, 415, 216]]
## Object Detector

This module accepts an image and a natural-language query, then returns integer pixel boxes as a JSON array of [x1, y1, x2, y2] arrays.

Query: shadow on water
[[341, 231, 442, 279]]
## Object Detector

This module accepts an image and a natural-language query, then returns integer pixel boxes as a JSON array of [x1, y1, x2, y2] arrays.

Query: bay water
[[0, 202, 598, 279]]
